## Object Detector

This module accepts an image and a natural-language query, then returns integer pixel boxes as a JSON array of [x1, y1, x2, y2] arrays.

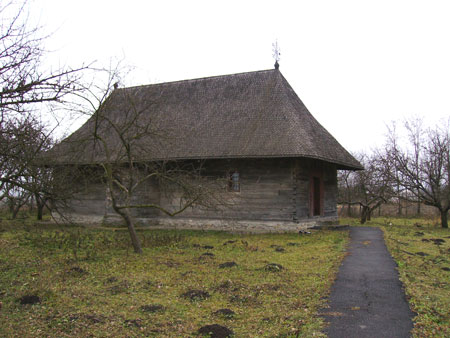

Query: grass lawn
[[340, 217, 450, 338], [0, 220, 348, 337]]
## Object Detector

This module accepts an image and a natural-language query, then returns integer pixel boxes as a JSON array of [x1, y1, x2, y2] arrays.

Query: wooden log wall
[[62, 158, 338, 225]]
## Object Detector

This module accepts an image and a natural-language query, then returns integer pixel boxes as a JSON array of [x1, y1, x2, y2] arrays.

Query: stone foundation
[[53, 212, 337, 233]]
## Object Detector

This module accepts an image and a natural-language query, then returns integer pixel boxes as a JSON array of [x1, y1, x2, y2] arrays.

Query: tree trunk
[[12, 206, 20, 219], [114, 205, 143, 254], [360, 206, 368, 224], [37, 203, 44, 220], [35, 194, 44, 220], [441, 209, 449, 229], [347, 202, 352, 217]]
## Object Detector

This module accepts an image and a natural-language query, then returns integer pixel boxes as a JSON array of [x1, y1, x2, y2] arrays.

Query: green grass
[[340, 217, 450, 338], [0, 221, 349, 337]]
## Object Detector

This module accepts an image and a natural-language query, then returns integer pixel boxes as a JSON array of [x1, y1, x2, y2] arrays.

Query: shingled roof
[[50, 69, 362, 170]]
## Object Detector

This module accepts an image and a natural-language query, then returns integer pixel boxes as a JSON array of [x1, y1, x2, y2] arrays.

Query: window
[[228, 171, 240, 192]]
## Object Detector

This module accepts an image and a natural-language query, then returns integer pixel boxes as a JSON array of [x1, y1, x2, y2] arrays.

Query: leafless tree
[[338, 152, 393, 224], [337, 169, 356, 217], [4, 182, 30, 219], [0, 1, 85, 119], [0, 115, 67, 219], [61, 68, 226, 254], [387, 120, 450, 228], [0, 1, 89, 219]]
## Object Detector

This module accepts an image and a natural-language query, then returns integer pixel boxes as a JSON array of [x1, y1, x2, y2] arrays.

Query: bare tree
[[4, 182, 30, 219], [387, 120, 450, 228], [0, 1, 85, 118], [0, 1, 89, 220], [55, 68, 226, 254], [338, 152, 393, 224], [337, 169, 355, 217], [0, 115, 64, 219]]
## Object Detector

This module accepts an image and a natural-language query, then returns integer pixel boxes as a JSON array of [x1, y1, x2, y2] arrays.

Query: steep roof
[[50, 69, 362, 170]]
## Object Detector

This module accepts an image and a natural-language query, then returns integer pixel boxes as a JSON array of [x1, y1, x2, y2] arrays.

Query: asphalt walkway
[[322, 227, 414, 338]]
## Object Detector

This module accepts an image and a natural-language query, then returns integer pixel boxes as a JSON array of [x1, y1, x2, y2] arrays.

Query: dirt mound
[[223, 240, 237, 245], [124, 319, 142, 328], [140, 304, 165, 313], [422, 238, 446, 245], [67, 266, 87, 276], [193, 244, 214, 249], [18, 295, 40, 305], [200, 252, 215, 259], [197, 324, 233, 337], [219, 261, 237, 268], [181, 289, 210, 301]]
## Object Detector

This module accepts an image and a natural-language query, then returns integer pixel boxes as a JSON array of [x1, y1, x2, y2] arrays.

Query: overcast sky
[[30, 0, 450, 153]]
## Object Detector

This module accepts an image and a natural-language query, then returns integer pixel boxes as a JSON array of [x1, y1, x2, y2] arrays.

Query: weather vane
[[272, 40, 281, 69]]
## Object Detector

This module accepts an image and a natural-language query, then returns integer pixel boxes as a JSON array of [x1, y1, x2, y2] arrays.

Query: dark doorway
[[313, 177, 321, 216]]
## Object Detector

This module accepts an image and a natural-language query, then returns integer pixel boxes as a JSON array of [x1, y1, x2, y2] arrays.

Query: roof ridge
[[118, 69, 279, 91]]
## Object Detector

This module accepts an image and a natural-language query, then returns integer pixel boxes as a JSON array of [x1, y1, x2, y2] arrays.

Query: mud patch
[[140, 304, 165, 313], [422, 238, 446, 245], [124, 319, 142, 328], [197, 324, 233, 337], [68, 266, 87, 275], [223, 240, 237, 245], [181, 289, 210, 301], [199, 252, 215, 260], [18, 294, 41, 305], [219, 261, 237, 268]]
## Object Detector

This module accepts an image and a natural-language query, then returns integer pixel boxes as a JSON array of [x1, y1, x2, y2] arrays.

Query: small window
[[228, 171, 240, 192]]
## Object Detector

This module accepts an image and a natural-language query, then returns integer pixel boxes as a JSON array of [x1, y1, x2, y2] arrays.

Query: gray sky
[[31, 0, 450, 152]]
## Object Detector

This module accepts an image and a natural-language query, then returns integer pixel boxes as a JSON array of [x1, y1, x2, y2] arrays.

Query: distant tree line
[[338, 119, 450, 228]]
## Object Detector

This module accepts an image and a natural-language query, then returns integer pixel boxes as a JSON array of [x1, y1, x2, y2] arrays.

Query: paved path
[[322, 227, 414, 338]]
